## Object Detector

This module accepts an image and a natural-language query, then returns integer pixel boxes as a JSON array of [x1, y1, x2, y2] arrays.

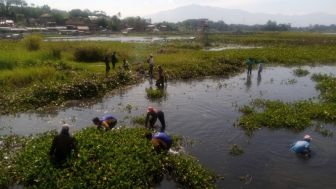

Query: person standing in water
[[246, 58, 254, 75], [258, 63, 264, 75], [145, 106, 166, 132]]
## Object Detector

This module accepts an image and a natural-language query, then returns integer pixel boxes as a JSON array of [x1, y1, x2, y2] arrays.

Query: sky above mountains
[[28, 0, 336, 17]]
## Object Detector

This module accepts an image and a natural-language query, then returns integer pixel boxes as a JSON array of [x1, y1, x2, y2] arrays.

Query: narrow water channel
[[1, 65, 336, 188]]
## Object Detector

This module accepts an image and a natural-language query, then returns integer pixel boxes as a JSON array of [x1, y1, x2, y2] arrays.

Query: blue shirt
[[101, 115, 116, 122], [290, 140, 310, 153], [153, 132, 172, 146]]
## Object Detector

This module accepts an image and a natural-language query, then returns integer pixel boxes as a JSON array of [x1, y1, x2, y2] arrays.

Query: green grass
[[0, 127, 215, 188], [239, 74, 336, 135]]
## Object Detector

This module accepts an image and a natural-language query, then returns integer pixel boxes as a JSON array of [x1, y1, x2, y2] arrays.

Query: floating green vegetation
[[311, 73, 336, 103], [132, 115, 146, 125], [229, 144, 244, 156], [315, 125, 333, 137], [281, 78, 298, 85], [0, 71, 134, 114], [146, 88, 166, 99], [0, 127, 215, 188], [239, 74, 336, 135], [293, 68, 310, 77]]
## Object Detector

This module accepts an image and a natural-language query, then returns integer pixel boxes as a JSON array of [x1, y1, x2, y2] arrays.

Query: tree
[[0, 0, 27, 18], [109, 15, 122, 31], [69, 9, 89, 18]]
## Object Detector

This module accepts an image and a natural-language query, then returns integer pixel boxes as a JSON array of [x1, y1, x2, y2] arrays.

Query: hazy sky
[[27, 0, 336, 17]]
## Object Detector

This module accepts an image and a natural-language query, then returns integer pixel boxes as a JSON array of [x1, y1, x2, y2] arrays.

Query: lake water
[[204, 44, 263, 51], [1, 65, 336, 189], [45, 35, 196, 43]]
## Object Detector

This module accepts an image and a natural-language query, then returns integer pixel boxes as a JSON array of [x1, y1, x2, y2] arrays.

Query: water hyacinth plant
[[239, 74, 336, 134], [0, 127, 215, 188], [145, 88, 166, 99], [293, 68, 310, 77], [229, 144, 244, 156]]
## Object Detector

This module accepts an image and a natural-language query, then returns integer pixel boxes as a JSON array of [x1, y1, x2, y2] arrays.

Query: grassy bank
[[1, 32, 336, 114], [238, 74, 336, 135], [0, 127, 215, 188]]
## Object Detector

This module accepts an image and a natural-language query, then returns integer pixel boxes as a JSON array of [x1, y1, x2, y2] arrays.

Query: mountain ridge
[[147, 4, 336, 27]]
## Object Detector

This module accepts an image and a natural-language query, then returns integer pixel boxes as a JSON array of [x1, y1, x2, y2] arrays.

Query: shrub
[[24, 35, 43, 51], [50, 47, 62, 59], [74, 46, 106, 62]]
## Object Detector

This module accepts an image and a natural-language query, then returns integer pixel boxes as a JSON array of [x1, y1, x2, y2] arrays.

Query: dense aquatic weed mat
[[0, 127, 215, 188], [239, 74, 336, 134]]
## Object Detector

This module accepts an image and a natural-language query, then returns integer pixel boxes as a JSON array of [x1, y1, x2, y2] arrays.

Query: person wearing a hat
[[49, 124, 77, 165], [290, 135, 312, 157], [145, 107, 166, 132], [92, 114, 118, 131]]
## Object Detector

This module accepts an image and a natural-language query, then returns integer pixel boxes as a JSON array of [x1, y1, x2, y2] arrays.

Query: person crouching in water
[[290, 135, 312, 158], [145, 132, 172, 152], [145, 106, 166, 132], [92, 114, 118, 131], [49, 124, 77, 166]]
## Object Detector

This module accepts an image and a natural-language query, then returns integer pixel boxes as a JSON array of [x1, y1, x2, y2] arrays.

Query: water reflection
[[257, 73, 262, 86], [245, 74, 252, 91]]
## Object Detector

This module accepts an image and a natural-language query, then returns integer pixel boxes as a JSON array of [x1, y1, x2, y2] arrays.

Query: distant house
[[121, 27, 133, 34], [65, 18, 88, 27], [39, 14, 55, 26], [147, 24, 159, 32], [0, 20, 14, 27], [77, 26, 89, 30], [77, 26, 90, 32]]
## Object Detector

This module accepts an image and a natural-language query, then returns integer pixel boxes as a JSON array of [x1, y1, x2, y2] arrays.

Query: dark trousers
[[149, 65, 154, 79], [150, 111, 166, 132], [105, 62, 110, 74]]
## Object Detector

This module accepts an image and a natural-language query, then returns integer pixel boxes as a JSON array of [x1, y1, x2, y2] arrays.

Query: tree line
[[1, 0, 335, 32]]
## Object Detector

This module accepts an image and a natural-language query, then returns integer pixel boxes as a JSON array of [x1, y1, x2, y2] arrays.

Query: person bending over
[[92, 114, 118, 131]]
